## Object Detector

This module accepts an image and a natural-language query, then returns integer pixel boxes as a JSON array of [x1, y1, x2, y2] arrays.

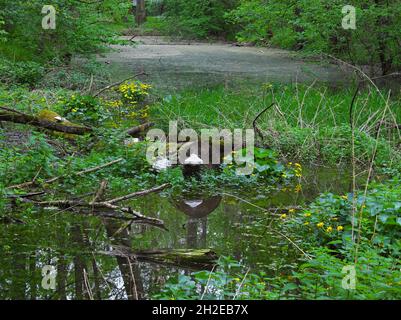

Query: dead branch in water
[[12, 183, 171, 229], [17, 197, 165, 228], [5, 191, 46, 199], [7, 158, 123, 190], [106, 183, 170, 204]]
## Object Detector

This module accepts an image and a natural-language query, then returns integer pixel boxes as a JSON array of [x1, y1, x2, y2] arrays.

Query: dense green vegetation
[[145, 0, 401, 75], [0, 0, 131, 62], [0, 0, 400, 301], [152, 84, 401, 169]]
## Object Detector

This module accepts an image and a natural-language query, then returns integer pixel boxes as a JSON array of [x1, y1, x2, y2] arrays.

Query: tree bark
[[0, 110, 92, 135], [135, 0, 146, 26]]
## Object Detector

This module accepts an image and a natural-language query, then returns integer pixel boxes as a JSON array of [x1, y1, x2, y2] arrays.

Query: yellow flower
[[280, 214, 287, 219], [303, 222, 309, 226], [317, 222, 324, 228], [262, 82, 273, 90], [326, 226, 333, 233], [288, 209, 295, 214], [332, 217, 338, 221], [304, 212, 311, 217], [294, 184, 302, 193], [337, 226, 344, 232], [341, 195, 348, 200], [71, 108, 78, 113]]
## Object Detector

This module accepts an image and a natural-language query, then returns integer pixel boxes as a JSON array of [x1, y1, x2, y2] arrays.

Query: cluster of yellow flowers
[[106, 100, 123, 108], [118, 81, 151, 106], [310, 218, 344, 233], [288, 162, 302, 178], [280, 208, 296, 219]]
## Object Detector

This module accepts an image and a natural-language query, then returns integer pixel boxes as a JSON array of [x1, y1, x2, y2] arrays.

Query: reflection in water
[[172, 195, 222, 249], [0, 166, 366, 299], [102, 219, 144, 300]]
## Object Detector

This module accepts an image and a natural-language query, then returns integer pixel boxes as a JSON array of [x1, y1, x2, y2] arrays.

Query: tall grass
[[151, 82, 401, 167]]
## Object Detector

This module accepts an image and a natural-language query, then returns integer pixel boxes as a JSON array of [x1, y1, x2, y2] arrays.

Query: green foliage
[[0, 0, 130, 63], [154, 245, 401, 300], [287, 245, 401, 300], [155, 179, 401, 300], [0, 133, 57, 186], [162, 0, 238, 38], [153, 84, 401, 169], [228, 0, 401, 74], [0, 60, 44, 87], [282, 179, 401, 252], [58, 94, 104, 124]]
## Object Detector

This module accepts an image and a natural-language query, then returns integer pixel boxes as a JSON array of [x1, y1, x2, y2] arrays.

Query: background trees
[[228, 0, 401, 75], [0, 0, 399, 75], [0, 0, 132, 63], [149, 0, 401, 75]]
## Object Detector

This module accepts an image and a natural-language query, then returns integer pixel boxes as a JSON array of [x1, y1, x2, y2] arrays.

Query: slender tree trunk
[[136, 0, 146, 26]]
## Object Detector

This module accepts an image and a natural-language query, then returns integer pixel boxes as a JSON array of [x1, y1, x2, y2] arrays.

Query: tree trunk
[[136, 0, 146, 26]]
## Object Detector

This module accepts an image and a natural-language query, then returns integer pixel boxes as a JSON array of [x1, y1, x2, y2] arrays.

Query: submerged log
[[104, 246, 218, 270]]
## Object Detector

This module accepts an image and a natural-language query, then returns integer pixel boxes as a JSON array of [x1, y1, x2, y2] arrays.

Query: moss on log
[[106, 247, 218, 270], [0, 109, 92, 135]]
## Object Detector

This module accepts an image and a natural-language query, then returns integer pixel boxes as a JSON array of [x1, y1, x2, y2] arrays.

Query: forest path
[[98, 36, 348, 90]]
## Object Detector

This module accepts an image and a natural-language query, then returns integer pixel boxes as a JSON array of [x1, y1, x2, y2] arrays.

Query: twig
[[233, 268, 250, 300], [90, 180, 108, 205], [6, 191, 46, 199], [221, 192, 312, 260], [253, 103, 275, 144], [16, 197, 166, 229], [0, 106, 27, 116], [93, 71, 148, 97], [106, 183, 170, 204], [7, 158, 123, 190], [349, 83, 361, 241]]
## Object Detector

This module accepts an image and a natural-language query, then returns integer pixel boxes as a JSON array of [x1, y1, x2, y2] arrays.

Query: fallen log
[[0, 108, 92, 135], [127, 122, 154, 137], [104, 246, 218, 270]]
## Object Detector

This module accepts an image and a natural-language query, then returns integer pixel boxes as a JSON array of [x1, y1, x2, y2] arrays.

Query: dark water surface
[[0, 167, 365, 299]]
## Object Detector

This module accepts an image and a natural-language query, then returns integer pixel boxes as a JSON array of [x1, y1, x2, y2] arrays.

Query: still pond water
[[0, 167, 364, 299]]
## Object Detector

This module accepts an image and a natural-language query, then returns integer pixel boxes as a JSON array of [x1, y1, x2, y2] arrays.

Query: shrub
[[0, 60, 44, 87]]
